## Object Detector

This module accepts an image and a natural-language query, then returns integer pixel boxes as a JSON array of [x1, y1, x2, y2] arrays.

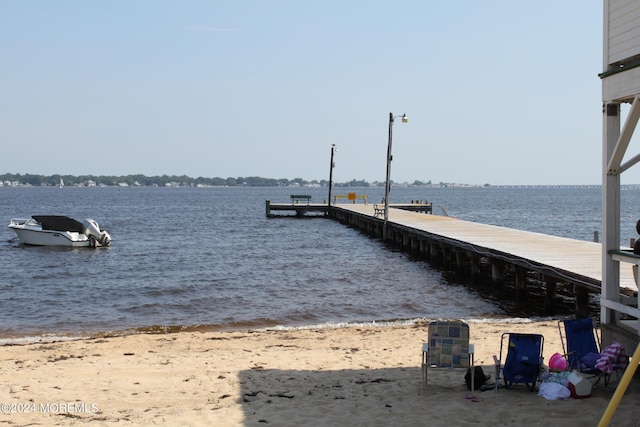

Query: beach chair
[[558, 318, 627, 386], [421, 320, 475, 391], [496, 333, 544, 391]]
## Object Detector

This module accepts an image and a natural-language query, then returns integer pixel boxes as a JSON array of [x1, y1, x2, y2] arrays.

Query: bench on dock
[[290, 194, 311, 205], [373, 204, 384, 218]]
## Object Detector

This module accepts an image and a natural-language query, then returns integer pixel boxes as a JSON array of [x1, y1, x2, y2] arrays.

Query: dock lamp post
[[383, 112, 408, 239], [328, 144, 336, 215]]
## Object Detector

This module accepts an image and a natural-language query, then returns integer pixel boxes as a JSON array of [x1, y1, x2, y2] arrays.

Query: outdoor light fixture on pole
[[328, 144, 336, 214], [383, 112, 408, 239]]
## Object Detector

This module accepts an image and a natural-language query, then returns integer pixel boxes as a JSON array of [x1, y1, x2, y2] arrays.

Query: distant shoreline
[[0, 172, 615, 188]]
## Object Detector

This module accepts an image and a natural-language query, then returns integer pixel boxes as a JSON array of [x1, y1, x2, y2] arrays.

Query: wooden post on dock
[[265, 200, 271, 218]]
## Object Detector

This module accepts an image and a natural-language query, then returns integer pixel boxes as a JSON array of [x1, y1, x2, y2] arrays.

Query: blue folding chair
[[558, 318, 626, 386], [498, 333, 544, 391], [558, 318, 600, 374]]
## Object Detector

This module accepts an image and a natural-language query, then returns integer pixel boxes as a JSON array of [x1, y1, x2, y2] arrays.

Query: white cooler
[[567, 370, 592, 399]]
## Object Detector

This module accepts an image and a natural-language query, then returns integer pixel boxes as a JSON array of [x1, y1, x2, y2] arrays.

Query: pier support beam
[[419, 239, 430, 259], [430, 243, 441, 264], [442, 247, 454, 269], [402, 231, 410, 248], [410, 236, 418, 253], [575, 286, 591, 319], [455, 250, 465, 271], [491, 260, 504, 290], [544, 276, 557, 316], [470, 255, 481, 283], [515, 266, 527, 307]]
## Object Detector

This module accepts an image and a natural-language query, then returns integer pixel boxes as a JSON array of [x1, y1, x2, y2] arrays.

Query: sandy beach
[[0, 319, 637, 426]]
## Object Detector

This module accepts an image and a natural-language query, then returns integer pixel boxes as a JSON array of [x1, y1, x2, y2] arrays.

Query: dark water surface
[[0, 185, 636, 341]]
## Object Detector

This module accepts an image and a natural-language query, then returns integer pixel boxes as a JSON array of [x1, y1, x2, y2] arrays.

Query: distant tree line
[[0, 173, 394, 187]]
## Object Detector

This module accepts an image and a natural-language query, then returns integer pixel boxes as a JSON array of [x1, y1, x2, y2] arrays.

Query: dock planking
[[332, 204, 638, 299]]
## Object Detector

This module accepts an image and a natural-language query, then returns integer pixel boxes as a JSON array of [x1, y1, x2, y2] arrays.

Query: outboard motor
[[81, 219, 111, 247]]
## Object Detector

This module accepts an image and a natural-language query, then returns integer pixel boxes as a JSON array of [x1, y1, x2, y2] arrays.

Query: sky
[[1, 0, 633, 186]]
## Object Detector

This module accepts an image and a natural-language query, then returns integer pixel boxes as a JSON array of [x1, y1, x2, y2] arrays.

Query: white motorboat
[[8, 215, 111, 247]]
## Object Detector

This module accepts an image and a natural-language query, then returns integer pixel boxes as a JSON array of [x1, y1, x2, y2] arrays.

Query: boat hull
[[8, 216, 111, 247], [9, 227, 93, 247]]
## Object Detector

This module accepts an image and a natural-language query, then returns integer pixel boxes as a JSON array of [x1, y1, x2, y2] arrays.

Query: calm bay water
[[0, 185, 638, 341]]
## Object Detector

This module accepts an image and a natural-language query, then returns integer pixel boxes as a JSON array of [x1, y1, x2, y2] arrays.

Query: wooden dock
[[327, 204, 638, 316], [265, 200, 329, 217], [266, 200, 432, 218]]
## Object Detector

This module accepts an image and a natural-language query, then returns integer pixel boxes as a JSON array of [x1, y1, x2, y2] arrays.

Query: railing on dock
[[333, 192, 368, 205]]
